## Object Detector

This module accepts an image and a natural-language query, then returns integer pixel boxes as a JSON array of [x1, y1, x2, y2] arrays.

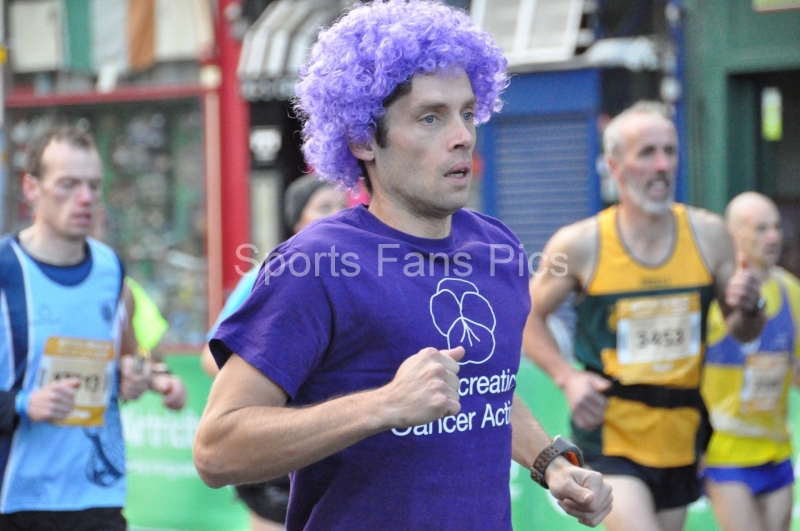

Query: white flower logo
[[429, 278, 496, 365]]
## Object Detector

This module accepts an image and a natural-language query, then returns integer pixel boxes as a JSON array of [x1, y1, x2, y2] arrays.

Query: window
[[471, 0, 587, 66]]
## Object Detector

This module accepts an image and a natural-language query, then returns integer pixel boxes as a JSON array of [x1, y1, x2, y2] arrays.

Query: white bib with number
[[616, 292, 701, 366], [35, 336, 115, 426], [740, 352, 789, 414]]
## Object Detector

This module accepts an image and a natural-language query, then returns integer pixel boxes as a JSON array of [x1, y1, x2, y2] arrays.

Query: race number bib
[[616, 293, 701, 366], [740, 352, 789, 414], [35, 337, 115, 426]]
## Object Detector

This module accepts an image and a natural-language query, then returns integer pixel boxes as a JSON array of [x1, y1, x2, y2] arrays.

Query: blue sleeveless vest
[[0, 237, 125, 512]]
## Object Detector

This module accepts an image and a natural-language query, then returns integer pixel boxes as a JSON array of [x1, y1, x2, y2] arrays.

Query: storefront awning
[[238, 0, 345, 101]]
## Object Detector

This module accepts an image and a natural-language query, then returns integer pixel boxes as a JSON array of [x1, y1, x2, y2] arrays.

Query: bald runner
[[702, 192, 799, 531]]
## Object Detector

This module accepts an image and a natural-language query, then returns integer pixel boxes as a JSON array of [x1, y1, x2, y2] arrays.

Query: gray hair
[[603, 101, 672, 159]]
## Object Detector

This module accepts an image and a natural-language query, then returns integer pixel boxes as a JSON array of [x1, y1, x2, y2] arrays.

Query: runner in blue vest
[[194, 1, 612, 529], [0, 126, 185, 531]]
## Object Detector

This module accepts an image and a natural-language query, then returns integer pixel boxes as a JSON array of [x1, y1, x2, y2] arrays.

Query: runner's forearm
[[195, 387, 397, 487], [510, 394, 553, 468], [523, 312, 576, 389]]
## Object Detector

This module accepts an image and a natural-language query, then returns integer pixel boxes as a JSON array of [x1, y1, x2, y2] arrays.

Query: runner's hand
[[120, 354, 151, 400], [562, 371, 610, 430], [725, 256, 762, 314], [151, 374, 187, 410], [379, 347, 464, 429], [546, 456, 613, 527], [27, 378, 80, 422]]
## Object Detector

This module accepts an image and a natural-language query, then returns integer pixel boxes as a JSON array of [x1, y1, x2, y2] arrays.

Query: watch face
[[562, 450, 580, 466]]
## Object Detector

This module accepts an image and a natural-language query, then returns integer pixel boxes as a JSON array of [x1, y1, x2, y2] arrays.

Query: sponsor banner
[[123, 357, 800, 530], [123, 355, 248, 531], [512, 359, 800, 531]]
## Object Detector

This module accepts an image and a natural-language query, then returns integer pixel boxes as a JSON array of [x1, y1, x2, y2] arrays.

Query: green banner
[[122, 355, 249, 531], [120, 355, 800, 530], [512, 358, 800, 531]]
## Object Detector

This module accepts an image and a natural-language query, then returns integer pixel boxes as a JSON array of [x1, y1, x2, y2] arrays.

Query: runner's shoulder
[[547, 215, 598, 262], [685, 205, 732, 267], [775, 267, 800, 294], [685, 205, 727, 239]]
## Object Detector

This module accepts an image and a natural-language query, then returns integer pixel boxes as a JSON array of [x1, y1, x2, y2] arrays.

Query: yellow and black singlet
[[572, 204, 715, 468]]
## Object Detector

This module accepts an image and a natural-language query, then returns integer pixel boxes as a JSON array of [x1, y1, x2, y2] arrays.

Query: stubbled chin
[[640, 199, 673, 216], [436, 192, 470, 214]]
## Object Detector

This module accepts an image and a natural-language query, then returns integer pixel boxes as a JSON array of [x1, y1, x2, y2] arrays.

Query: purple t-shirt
[[212, 205, 530, 531]]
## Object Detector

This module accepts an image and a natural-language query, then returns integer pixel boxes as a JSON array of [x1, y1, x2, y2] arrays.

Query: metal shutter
[[493, 113, 593, 333], [495, 113, 591, 261]]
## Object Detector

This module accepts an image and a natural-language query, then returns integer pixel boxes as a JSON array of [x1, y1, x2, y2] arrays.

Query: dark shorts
[[704, 459, 794, 496], [236, 475, 291, 523], [586, 454, 701, 511], [0, 507, 126, 531]]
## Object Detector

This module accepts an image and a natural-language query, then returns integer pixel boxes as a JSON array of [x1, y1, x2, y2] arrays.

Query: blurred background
[[0, 0, 797, 529]]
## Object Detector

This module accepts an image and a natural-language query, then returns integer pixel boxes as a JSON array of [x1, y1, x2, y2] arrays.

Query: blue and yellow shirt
[[702, 269, 800, 467]]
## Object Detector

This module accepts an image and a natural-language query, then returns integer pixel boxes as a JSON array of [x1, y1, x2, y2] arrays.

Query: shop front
[[1, 1, 252, 527], [5, 88, 213, 349], [685, 0, 800, 221]]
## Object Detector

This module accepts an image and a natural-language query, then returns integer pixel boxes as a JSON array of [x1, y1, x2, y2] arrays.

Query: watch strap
[[530, 435, 584, 489]]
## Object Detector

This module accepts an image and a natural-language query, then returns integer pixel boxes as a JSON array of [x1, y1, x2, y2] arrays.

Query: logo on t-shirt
[[35, 304, 57, 324], [101, 301, 115, 324], [430, 278, 496, 365]]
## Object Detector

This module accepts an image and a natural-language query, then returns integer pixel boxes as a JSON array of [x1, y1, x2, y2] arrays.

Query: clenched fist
[[150, 374, 187, 410], [379, 347, 465, 429], [725, 256, 762, 314], [119, 354, 151, 400], [562, 371, 611, 430], [27, 378, 80, 422]]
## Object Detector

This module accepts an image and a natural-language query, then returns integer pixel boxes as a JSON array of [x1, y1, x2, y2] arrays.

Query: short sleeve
[[210, 249, 333, 399], [205, 267, 260, 341]]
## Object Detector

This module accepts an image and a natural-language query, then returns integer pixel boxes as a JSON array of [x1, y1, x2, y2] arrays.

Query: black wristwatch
[[530, 435, 584, 489]]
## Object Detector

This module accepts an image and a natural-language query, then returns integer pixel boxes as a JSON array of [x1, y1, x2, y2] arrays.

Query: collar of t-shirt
[[354, 204, 457, 253], [14, 235, 93, 286]]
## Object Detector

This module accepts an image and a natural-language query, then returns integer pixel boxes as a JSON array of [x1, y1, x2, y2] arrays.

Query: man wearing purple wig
[[194, 1, 612, 529]]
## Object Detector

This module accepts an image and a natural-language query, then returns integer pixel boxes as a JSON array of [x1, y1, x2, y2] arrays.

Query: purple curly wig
[[293, 0, 508, 188]]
